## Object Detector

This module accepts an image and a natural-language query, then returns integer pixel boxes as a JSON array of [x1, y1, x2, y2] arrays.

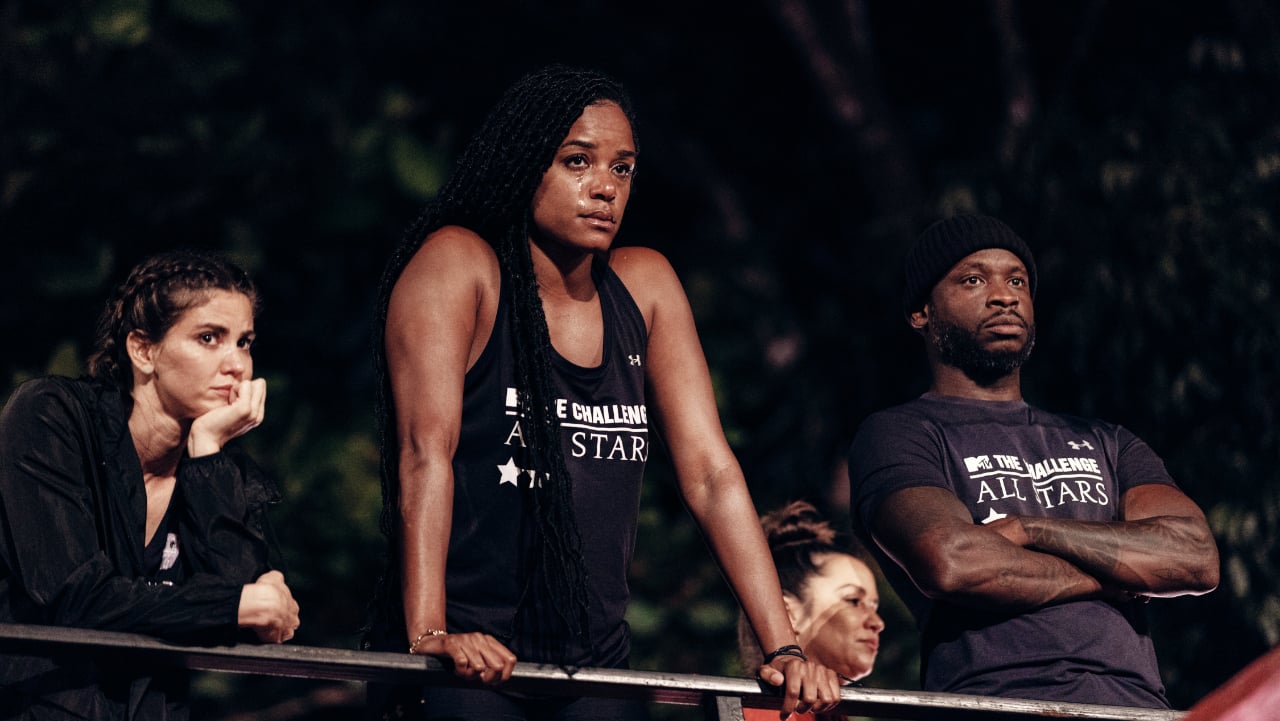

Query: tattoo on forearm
[[1023, 516, 1212, 589], [1025, 520, 1123, 573]]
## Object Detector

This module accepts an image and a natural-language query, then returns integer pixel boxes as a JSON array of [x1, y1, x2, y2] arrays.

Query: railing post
[[703, 693, 745, 721]]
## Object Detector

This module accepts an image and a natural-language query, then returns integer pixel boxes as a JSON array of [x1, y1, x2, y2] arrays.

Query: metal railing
[[0, 624, 1184, 721]]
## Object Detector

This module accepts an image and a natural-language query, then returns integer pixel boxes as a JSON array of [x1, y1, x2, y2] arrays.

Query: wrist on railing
[[762, 644, 807, 665], [408, 628, 448, 655]]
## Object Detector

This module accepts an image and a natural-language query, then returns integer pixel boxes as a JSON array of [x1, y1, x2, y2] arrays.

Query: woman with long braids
[[738, 502, 885, 721], [0, 250, 300, 719], [370, 65, 840, 719]]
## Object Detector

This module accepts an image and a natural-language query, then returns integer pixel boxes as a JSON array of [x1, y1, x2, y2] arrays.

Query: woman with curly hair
[[739, 502, 885, 721]]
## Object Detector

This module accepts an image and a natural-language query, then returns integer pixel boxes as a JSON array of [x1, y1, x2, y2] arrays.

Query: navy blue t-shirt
[[848, 393, 1175, 708]]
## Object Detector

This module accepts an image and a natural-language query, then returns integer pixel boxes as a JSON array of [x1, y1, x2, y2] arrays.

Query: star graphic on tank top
[[497, 457, 521, 486], [980, 508, 1008, 525]]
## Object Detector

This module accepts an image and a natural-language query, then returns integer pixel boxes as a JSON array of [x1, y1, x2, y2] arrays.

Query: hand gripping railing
[[0, 624, 1184, 721]]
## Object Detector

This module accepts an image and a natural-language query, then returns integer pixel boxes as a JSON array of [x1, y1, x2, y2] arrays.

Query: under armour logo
[[980, 508, 1008, 525], [1067, 440, 1094, 450], [628, 354, 642, 366]]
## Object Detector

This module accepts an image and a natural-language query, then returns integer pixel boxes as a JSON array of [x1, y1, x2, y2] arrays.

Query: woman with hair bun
[[0, 249, 299, 720], [739, 501, 885, 720]]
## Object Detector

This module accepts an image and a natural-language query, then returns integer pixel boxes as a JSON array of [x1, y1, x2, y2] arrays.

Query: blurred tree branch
[[767, 0, 923, 222], [988, 0, 1036, 168]]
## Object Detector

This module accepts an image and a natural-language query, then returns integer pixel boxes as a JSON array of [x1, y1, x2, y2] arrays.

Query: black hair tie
[[762, 644, 807, 665]]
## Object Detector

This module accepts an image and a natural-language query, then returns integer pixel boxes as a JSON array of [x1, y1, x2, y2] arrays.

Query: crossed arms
[[870, 482, 1219, 611]]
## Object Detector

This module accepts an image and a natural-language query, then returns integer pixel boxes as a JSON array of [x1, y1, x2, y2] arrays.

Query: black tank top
[[446, 262, 649, 666]]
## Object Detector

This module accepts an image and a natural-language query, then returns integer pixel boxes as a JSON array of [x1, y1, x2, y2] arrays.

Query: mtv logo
[[964, 455, 993, 473]]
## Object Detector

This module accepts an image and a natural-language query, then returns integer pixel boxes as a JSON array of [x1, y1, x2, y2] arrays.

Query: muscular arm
[[616, 249, 797, 651], [385, 228, 496, 642], [615, 249, 838, 713], [872, 486, 1107, 611], [385, 229, 516, 683], [993, 483, 1219, 597]]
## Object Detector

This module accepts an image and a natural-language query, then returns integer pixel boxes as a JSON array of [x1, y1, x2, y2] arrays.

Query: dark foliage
[[2, 1, 1277, 717]]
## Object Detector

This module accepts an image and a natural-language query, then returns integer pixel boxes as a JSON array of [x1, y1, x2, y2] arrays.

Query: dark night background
[[2, 1, 1278, 718]]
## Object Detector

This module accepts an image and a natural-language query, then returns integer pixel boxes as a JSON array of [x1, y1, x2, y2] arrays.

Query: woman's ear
[[782, 591, 803, 630], [126, 330, 156, 376]]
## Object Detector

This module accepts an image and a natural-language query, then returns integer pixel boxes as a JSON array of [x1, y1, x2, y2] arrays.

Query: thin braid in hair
[[368, 65, 638, 658], [498, 213, 592, 643], [87, 250, 258, 391]]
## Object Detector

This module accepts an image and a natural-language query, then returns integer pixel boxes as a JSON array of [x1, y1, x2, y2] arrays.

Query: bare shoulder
[[402, 226, 499, 282], [392, 225, 500, 305], [610, 245, 680, 280], [385, 226, 503, 373], [608, 247, 683, 312]]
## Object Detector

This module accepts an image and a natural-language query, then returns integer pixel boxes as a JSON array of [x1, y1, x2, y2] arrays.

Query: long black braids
[[368, 65, 638, 659]]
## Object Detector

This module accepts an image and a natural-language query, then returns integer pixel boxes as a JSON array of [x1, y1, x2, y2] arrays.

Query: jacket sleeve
[[176, 447, 280, 584], [0, 379, 242, 645]]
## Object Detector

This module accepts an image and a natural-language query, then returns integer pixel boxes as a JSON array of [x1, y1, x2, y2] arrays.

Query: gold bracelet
[[408, 628, 448, 655]]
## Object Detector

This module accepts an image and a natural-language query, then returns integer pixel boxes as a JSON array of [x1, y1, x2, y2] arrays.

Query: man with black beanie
[[847, 214, 1219, 707]]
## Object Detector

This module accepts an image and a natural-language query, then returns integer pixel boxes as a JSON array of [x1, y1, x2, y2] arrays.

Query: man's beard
[[930, 315, 1036, 385]]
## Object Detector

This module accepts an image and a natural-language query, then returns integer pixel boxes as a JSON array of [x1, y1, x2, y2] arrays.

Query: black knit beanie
[[902, 214, 1037, 318]]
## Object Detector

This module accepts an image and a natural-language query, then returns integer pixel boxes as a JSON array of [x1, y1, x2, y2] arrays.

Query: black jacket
[[0, 377, 281, 720]]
